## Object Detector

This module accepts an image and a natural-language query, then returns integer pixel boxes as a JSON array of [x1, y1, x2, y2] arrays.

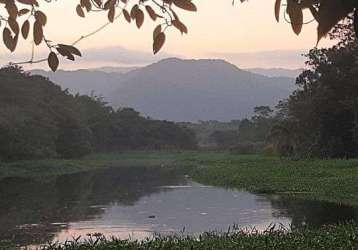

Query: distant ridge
[[31, 58, 295, 122], [89, 66, 138, 74], [110, 58, 295, 121], [246, 67, 302, 78]]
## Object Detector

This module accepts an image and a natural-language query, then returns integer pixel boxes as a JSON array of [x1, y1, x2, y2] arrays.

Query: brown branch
[[11, 1, 129, 66], [10, 0, 176, 67]]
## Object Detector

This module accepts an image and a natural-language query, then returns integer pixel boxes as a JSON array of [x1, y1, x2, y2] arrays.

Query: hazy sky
[[1, 0, 334, 69]]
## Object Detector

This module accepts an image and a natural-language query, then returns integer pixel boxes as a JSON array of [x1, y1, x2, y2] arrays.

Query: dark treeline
[[186, 106, 274, 154], [0, 67, 197, 160], [272, 18, 358, 158]]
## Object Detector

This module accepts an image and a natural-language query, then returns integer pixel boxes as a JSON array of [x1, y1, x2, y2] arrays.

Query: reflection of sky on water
[[1, 167, 357, 249], [51, 181, 292, 243]]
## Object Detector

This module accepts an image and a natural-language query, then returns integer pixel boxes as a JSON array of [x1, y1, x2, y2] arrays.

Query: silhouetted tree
[[272, 19, 358, 158]]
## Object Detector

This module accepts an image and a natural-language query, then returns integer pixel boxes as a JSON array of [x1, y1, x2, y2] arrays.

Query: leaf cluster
[[271, 0, 358, 42], [0, 0, 197, 70]]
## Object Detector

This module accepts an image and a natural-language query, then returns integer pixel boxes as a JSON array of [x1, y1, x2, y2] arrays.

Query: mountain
[[90, 66, 138, 74], [246, 68, 302, 78], [31, 58, 295, 122], [110, 58, 295, 121], [30, 69, 123, 98]]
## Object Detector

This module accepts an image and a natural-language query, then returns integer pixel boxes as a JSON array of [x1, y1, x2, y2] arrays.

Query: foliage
[[0, 66, 84, 159], [4, 222, 356, 249], [181, 120, 241, 148], [0, 0, 197, 71], [0, 151, 191, 181], [185, 152, 358, 206], [270, 19, 358, 158], [210, 130, 239, 149], [0, 67, 197, 160], [269, 0, 358, 41], [196, 106, 275, 152], [182, 106, 274, 151], [239, 106, 274, 143]]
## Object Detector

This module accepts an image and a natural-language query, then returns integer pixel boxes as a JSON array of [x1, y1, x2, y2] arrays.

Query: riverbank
[[1, 151, 358, 206], [2, 222, 356, 250], [187, 152, 358, 206], [0, 151, 190, 181]]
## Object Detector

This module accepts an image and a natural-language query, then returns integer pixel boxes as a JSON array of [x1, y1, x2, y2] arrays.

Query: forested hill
[[32, 58, 295, 122], [0, 67, 197, 160]]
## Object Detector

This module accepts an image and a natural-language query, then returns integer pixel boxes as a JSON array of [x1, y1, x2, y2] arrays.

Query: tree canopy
[[0, 0, 357, 71], [0, 66, 197, 160], [269, 18, 358, 158]]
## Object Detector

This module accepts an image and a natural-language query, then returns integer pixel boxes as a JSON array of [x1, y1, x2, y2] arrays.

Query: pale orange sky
[[1, 0, 334, 69]]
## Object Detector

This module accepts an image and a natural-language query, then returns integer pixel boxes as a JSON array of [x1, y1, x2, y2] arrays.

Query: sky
[[0, 0, 334, 69]]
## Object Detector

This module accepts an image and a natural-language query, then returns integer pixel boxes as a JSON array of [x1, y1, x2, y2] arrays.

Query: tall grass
[[6, 222, 357, 250]]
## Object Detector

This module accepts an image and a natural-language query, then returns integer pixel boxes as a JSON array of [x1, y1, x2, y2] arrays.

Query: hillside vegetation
[[0, 67, 196, 160]]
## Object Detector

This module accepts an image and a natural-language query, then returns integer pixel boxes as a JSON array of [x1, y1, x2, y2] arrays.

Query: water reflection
[[0, 166, 357, 247], [0, 166, 184, 246], [269, 195, 358, 229]]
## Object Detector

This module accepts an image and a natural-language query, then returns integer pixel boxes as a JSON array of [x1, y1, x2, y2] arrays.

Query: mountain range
[[31, 58, 296, 121], [246, 68, 302, 78]]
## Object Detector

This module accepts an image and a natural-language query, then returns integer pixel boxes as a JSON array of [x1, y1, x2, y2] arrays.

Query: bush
[[230, 142, 265, 155]]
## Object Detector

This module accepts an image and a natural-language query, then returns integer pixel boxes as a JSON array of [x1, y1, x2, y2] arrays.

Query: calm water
[[1, 166, 358, 248]]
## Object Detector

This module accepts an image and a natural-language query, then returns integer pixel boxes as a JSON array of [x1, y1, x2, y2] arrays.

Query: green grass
[[4, 222, 358, 250], [0, 151, 186, 181], [186, 153, 358, 206]]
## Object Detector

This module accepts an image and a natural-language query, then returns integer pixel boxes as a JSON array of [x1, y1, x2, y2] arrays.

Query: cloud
[[209, 50, 308, 69], [1, 47, 307, 70], [79, 46, 178, 66], [0, 46, 179, 70]]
